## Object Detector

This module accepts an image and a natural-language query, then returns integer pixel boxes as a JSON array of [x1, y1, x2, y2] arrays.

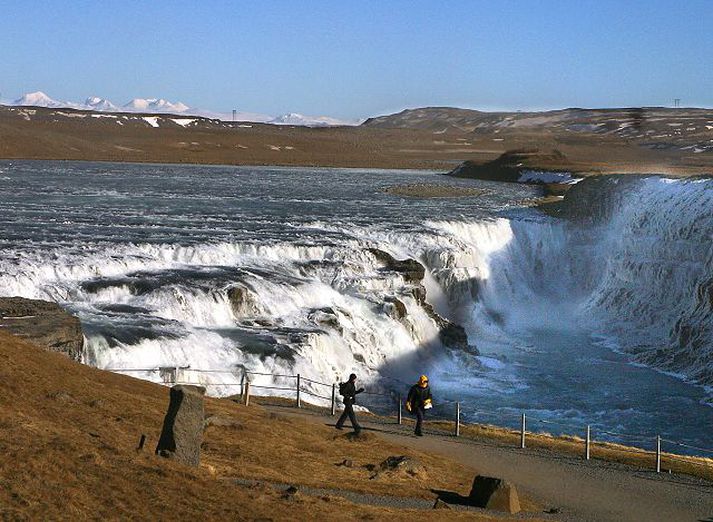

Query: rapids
[[0, 161, 710, 450]]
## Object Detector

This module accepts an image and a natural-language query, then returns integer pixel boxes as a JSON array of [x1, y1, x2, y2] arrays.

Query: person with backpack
[[406, 374, 432, 436], [335, 373, 364, 433]]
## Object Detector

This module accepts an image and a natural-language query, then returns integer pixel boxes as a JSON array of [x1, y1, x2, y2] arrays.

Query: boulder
[[0, 296, 84, 361], [155, 385, 206, 466], [468, 475, 521, 514], [378, 455, 426, 478], [433, 499, 451, 510]]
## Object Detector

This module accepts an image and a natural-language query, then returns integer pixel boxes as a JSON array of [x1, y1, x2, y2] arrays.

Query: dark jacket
[[341, 381, 364, 405], [407, 384, 432, 410]]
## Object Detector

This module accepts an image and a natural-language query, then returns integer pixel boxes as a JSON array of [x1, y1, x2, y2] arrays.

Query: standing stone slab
[[469, 475, 521, 514], [155, 385, 206, 466]]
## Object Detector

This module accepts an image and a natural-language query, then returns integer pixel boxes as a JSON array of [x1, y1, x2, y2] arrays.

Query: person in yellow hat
[[406, 375, 432, 436]]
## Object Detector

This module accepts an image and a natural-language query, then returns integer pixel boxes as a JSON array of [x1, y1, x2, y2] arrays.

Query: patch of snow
[[170, 118, 196, 127], [142, 117, 160, 128], [90, 114, 117, 119], [55, 111, 86, 118]]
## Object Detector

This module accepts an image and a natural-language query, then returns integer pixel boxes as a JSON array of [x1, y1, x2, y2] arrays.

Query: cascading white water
[[0, 162, 711, 447]]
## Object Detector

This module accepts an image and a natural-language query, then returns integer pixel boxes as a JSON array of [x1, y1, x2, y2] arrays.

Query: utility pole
[[232, 109, 236, 122], [674, 98, 680, 109]]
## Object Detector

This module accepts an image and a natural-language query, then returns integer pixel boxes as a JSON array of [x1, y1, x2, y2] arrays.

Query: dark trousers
[[415, 407, 425, 435], [336, 402, 361, 431]]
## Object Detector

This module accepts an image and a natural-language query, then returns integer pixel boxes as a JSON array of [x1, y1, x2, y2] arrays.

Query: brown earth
[[1, 105, 712, 175], [0, 329, 540, 521]]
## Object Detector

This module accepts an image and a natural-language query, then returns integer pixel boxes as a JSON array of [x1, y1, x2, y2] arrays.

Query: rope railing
[[104, 364, 713, 471]]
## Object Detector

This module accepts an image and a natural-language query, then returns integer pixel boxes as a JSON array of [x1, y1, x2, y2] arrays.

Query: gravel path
[[265, 406, 713, 522]]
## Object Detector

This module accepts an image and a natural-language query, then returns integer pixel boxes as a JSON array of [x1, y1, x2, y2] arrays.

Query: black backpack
[[339, 382, 348, 396]]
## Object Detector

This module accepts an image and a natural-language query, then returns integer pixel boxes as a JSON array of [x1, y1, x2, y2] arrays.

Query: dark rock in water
[[0, 296, 84, 361], [382, 296, 407, 321], [438, 322, 472, 352], [539, 174, 645, 224], [415, 291, 477, 353], [227, 283, 260, 317], [308, 307, 343, 334], [368, 248, 425, 283], [468, 475, 521, 514], [156, 385, 206, 466], [408, 285, 428, 305], [447, 148, 569, 183]]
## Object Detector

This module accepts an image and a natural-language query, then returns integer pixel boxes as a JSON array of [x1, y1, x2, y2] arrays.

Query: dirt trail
[[267, 406, 713, 522]]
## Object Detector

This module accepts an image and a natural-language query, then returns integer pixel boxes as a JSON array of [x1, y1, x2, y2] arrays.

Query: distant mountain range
[[7, 91, 355, 127]]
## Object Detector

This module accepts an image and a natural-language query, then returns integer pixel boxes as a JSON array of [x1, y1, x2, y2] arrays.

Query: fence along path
[[107, 365, 713, 475]]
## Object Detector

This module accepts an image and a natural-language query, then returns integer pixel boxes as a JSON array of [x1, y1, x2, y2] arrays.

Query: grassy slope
[[0, 330, 534, 521]]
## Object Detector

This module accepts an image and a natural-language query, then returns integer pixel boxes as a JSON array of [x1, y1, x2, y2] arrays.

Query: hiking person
[[406, 374, 432, 436], [335, 373, 364, 433]]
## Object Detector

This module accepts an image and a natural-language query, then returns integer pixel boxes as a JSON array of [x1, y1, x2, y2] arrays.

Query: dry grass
[[251, 395, 713, 483], [0, 331, 543, 520]]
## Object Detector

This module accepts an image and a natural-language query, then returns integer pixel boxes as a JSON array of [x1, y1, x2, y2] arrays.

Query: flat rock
[[0, 297, 84, 361]]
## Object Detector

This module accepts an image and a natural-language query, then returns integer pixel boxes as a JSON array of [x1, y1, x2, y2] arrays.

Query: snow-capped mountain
[[7, 91, 356, 126], [13, 91, 67, 108], [84, 96, 118, 111], [123, 98, 190, 114], [268, 113, 354, 127]]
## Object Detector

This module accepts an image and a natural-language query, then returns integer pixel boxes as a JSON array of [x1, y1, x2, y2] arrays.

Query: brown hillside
[[0, 330, 524, 521], [1, 105, 712, 174]]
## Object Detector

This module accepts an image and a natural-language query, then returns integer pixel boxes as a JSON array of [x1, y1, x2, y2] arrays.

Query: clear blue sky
[[1, 0, 711, 119]]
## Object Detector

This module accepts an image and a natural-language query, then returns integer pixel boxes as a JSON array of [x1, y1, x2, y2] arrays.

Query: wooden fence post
[[585, 425, 591, 460], [455, 402, 460, 437], [520, 413, 526, 449], [331, 383, 336, 416], [296, 374, 301, 408], [656, 435, 661, 473], [244, 380, 251, 406], [397, 394, 402, 425], [240, 372, 245, 400]]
